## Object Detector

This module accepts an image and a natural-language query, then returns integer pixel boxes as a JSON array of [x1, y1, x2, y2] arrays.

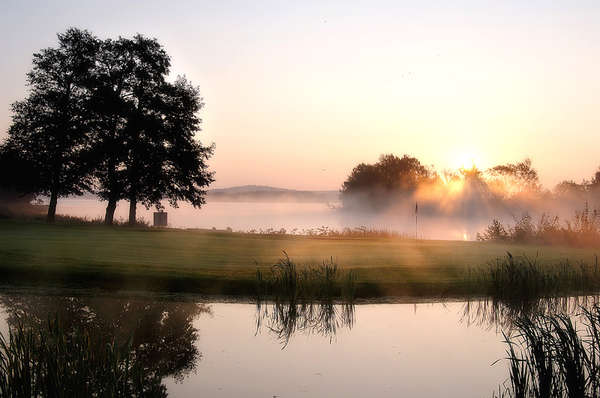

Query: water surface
[[55, 198, 488, 240], [0, 292, 511, 397]]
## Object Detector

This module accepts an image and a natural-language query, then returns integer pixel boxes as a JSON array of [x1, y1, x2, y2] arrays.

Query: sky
[[1, 1, 599, 190]]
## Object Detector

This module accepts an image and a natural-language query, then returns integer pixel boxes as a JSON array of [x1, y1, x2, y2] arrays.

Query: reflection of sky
[[0, 296, 508, 396], [2, 1, 600, 190], [165, 302, 507, 398]]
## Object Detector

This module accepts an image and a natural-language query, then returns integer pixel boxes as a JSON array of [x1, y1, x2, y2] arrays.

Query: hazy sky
[[1, 1, 599, 190]]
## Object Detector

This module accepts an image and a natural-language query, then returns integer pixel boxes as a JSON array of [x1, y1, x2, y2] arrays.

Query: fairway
[[1, 220, 598, 297]]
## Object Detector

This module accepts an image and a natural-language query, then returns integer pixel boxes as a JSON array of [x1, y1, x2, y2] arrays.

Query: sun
[[451, 151, 481, 171]]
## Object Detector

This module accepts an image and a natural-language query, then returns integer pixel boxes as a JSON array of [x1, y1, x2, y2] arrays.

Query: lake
[[55, 198, 490, 240], [0, 290, 518, 397]]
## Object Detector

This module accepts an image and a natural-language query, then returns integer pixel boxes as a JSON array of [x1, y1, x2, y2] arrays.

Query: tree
[[152, 77, 215, 214], [340, 154, 432, 209], [4, 28, 98, 222], [488, 158, 540, 196], [476, 219, 509, 241], [87, 35, 153, 224], [4, 29, 214, 225], [88, 36, 213, 224]]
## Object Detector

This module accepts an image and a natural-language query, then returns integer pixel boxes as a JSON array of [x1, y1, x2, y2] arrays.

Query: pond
[[0, 289, 530, 397]]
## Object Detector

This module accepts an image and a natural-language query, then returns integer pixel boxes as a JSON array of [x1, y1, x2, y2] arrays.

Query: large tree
[[87, 35, 157, 224], [4, 29, 214, 225], [89, 36, 213, 225], [153, 77, 215, 216], [340, 154, 432, 209], [4, 29, 98, 222]]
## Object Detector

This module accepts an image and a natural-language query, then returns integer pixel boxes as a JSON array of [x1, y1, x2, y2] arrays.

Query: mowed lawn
[[0, 220, 598, 297]]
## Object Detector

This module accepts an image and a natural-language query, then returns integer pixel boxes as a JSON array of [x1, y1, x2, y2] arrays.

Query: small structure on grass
[[153, 211, 168, 227]]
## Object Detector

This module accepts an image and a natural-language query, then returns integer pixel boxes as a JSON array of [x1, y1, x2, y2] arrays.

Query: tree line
[[0, 28, 214, 224], [340, 154, 600, 212]]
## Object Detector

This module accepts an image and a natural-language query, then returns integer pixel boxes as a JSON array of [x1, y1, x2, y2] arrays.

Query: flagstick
[[415, 201, 418, 240]]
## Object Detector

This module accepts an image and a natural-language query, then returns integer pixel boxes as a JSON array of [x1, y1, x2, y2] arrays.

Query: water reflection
[[0, 294, 210, 382], [255, 300, 354, 347], [461, 295, 600, 331]]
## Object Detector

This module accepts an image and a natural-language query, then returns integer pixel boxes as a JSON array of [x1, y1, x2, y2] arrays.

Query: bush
[[478, 204, 600, 247]]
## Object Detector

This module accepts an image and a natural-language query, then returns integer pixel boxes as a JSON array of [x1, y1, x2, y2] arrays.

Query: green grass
[[0, 219, 599, 298]]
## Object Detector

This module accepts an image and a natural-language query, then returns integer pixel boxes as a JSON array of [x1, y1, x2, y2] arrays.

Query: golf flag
[[415, 202, 418, 214]]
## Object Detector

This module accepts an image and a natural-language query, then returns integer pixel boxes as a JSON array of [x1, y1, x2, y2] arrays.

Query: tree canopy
[[488, 158, 540, 195], [340, 154, 433, 209], [5, 29, 98, 221], [2, 28, 214, 224]]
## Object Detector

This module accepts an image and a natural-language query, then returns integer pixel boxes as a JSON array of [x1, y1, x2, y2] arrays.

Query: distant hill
[[207, 185, 339, 203]]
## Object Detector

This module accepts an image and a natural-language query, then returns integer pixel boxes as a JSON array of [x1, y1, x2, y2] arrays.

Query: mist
[[338, 161, 600, 241]]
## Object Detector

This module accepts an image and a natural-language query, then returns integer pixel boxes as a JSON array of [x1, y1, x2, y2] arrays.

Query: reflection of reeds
[[255, 253, 356, 347], [494, 304, 600, 398], [0, 317, 166, 397], [462, 296, 600, 331], [255, 300, 354, 347]]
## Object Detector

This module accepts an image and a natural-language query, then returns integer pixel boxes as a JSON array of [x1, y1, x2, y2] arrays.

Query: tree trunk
[[104, 198, 117, 225], [128, 197, 137, 225], [47, 191, 58, 223]]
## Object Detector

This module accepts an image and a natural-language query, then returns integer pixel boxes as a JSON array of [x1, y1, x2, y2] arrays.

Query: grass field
[[0, 220, 599, 298]]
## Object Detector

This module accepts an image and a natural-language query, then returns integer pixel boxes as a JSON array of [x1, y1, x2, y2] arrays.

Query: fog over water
[[54, 197, 498, 240]]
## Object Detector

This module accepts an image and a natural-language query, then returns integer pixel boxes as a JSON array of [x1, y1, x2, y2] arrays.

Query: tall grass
[[240, 225, 410, 239], [0, 317, 166, 397], [256, 252, 356, 303], [494, 304, 600, 398], [466, 253, 600, 303]]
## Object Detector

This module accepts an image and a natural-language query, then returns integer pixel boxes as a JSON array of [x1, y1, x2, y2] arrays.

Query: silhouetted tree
[[340, 154, 432, 209], [88, 36, 213, 224], [87, 35, 159, 224], [152, 77, 215, 216], [3, 29, 98, 222]]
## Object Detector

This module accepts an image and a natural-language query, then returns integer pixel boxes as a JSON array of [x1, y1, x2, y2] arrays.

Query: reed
[[255, 253, 356, 346], [256, 252, 356, 302], [0, 316, 166, 397], [494, 304, 600, 398], [466, 253, 600, 302]]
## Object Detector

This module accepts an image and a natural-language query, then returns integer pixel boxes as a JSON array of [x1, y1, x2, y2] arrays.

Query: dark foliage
[[340, 154, 433, 209], [2, 28, 214, 225], [3, 29, 99, 222], [0, 295, 210, 396]]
